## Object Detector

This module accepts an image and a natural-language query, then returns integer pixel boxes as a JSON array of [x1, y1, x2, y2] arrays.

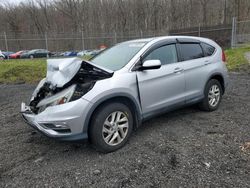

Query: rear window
[[201, 42, 215, 56], [179, 43, 204, 61]]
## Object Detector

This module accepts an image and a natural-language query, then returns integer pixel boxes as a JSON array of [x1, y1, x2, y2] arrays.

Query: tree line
[[0, 0, 249, 51], [0, 0, 249, 36]]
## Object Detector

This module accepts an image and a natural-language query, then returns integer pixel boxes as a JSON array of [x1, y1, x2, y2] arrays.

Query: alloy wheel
[[102, 111, 129, 146], [208, 84, 220, 107]]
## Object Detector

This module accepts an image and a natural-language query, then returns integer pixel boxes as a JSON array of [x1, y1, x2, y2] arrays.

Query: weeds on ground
[[0, 59, 46, 84], [0, 56, 91, 84], [225, 46, 250, 71]]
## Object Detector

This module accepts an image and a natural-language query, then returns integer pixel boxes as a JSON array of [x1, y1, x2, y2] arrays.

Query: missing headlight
[[70, 81, 96, 101], [36, 85, 76, 109]]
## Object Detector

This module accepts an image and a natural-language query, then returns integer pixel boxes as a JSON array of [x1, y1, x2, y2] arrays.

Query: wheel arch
[[83, 93, 142, 137], [207, 73, 225, 94]]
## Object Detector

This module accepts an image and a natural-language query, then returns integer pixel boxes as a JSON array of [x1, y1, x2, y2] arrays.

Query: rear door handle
[[174, 67, 184, 73]]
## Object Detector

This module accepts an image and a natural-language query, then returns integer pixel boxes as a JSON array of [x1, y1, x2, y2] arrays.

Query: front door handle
[[174, 67, 184, 73]]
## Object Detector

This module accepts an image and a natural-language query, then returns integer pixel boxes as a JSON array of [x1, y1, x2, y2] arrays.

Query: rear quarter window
[[201, 42, 216, 56], [179, 43, 204, 61]]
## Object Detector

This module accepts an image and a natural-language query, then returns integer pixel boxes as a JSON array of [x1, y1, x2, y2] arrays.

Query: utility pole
[[4, 32, 8, 52], [81, 31, 85, 51], [45, 32, 48, 51], [198, 23, 201, 37], [140, 30, 143, 38], [114, 31, 117, 44], [231, 17, 237, 48]]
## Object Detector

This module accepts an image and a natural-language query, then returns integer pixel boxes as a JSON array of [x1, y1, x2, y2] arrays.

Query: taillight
[[222, 51, 226, 62]]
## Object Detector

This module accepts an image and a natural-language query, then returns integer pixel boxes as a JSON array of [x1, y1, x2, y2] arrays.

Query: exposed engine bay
[[29, 58, 113, 114]]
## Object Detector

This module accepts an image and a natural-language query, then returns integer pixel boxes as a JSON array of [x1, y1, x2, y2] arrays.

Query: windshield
[[91, 41, 147, 71]]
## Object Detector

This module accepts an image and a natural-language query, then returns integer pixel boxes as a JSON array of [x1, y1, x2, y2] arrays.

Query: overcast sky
[[0, 0, 53, 5], [0, 0, 56, 7], [0, 0, 26, 5]]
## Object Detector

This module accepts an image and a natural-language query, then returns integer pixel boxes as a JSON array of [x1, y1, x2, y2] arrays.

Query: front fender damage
[[29, 57, 113, 114]]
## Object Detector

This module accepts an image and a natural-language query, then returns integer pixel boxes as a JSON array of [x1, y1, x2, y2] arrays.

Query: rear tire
[[89, 102, 133, 153], [199, 79, 222, 111]]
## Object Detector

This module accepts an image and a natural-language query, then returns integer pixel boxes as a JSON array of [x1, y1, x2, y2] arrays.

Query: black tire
[[199, 79, 223, 111], [89, 102, 133, 153]]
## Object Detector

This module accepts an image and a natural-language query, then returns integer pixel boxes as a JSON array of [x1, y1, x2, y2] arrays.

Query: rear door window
[[201, 43, 215, 56], [179, 43, 204, 61], [143, 44, 178, 65]]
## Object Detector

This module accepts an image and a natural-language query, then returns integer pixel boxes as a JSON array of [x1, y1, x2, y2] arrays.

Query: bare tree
[[0, 0, 250, 51]]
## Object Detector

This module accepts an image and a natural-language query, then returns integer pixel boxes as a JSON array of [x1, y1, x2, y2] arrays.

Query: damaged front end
[[23, 57, 113, 114], [21, 57, 113, 140]]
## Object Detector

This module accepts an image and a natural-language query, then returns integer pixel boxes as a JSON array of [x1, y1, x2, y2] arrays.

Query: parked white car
[[77, 50, 91, 57], [0, 50, 5, 60]]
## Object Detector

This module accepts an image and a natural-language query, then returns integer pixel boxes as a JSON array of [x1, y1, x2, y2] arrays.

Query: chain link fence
[[0, 30, 169, 52], [169, 25, 232, 48], [232, 17, 250, 48], [0, 18, 249, 53]]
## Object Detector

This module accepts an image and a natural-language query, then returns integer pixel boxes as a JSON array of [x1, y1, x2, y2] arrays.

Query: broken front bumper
[[21, 98, 92, 141]]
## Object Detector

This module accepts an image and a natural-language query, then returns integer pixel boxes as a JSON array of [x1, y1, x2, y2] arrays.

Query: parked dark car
[[20, 49, 51, 59]]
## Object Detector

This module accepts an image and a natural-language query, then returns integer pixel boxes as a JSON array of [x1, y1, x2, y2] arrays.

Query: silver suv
[[21, 36, 229, 152]]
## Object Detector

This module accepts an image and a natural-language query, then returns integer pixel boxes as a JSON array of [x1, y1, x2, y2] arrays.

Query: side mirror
[[141, 60, 161, 70]]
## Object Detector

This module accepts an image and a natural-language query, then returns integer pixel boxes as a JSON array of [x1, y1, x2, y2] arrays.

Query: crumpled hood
[[46, 57, 82, 87], [46, 57, 113, 88]]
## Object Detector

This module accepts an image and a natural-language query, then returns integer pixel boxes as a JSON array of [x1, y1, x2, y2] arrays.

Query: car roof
[[124, 35, 215, 45], [122, 38, 155, 43]]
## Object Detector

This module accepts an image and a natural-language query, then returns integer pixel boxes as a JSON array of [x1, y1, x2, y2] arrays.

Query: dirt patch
[[0, 73, 250, 187]]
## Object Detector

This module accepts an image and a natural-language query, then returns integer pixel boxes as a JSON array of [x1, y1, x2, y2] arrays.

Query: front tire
[[89, 102, 133, 153], [199, 79, 222, 111]]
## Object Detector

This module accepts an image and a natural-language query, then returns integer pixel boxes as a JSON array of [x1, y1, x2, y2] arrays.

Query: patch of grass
[[225, 46, 250, 71], [0, 59, 46, 84], [83, 55, 92, 61], [0, 47, 250, 84], [0, 57, 92, 84]]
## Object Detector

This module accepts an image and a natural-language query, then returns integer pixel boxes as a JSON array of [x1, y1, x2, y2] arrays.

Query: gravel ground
[[0, 73, 250, 188]]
